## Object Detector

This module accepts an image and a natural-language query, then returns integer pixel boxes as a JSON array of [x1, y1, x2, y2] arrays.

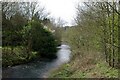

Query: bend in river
[[2, 44, 71, 78]]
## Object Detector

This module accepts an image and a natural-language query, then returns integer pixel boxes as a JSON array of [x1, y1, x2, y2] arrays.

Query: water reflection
[[56, 44, 71, 64]]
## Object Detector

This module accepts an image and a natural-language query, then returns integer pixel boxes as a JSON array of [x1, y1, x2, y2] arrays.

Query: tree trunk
[[118, 0, 120, 68], [112, 1, 115, 67], [106, 2, 111, 63]]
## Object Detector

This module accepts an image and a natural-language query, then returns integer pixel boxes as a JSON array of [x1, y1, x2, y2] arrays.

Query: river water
[[2, 44, 71, 78]]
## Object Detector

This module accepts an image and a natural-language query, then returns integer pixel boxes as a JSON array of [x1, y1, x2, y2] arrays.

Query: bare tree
[[74, 1, 119, 68], [20, 2, 49, 20], [55, 17, 67, 27]]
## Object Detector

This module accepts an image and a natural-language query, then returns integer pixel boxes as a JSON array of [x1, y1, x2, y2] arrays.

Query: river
[[2, 44, 71, 78]]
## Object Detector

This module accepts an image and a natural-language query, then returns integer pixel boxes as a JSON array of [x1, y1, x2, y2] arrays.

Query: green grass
[[49, 51, 118, 78], [49, 63, 73, 78], [49, 60, 118, 78], [93, 61, 118, 78]]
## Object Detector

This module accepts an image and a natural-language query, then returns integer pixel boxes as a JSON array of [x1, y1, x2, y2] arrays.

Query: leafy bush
[[23, 20, 58, 59], [2, 46, 39, 67]]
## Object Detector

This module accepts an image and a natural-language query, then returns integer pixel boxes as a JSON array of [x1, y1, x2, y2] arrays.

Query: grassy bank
[[49, 50, 118, 78]]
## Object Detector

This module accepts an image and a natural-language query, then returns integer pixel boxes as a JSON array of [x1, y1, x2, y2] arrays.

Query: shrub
[[23, 20, 58, 59]]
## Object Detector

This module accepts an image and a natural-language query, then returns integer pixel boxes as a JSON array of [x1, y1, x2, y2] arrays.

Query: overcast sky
[[38, 0, 81, 26]]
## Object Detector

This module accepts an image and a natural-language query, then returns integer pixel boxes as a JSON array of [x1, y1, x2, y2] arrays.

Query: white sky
[[38, 0, 81, 26]]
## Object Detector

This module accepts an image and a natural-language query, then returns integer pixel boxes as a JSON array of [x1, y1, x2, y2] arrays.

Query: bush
[[24, 20, 58, 59], [2, 46, 39, 67]]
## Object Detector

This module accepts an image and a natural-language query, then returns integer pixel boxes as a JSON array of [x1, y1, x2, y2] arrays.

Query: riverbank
[[49, 23, 119, 78], [2, 46, 38, 68], [49, 50, 118, 78], [2, 46, 57, 68], [2, 44, 71, 78]]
